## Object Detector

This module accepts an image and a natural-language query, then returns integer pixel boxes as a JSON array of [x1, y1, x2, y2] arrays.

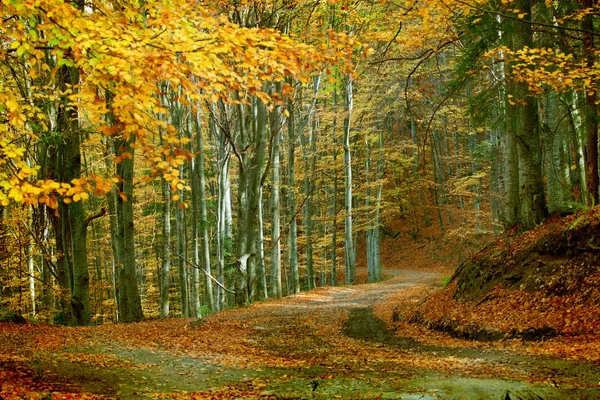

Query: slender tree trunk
[[365, 136, 381, 283], [210, 108, 230, 312], [566, 91, 588, 203], [503, 116, 519, 227], [103, 137, 121, 321], [247, 98, 268, 301], [257, 188, 268, 299], [175, 179, 189, 318], [269, 108, 282, 298], [582, 0, 599, 205], [160, 177, 171, 318], [40, 212, 53, 315], [235, 115, 250, 306], [46, 174, 72, 325], [287, 97, 300, 294], [234, 95, 268, 305], [502, 15, 519, 228], [410, 117, 423, 233], [331, 90, 338, 287], [189, 127, 201, 318], [365, 127, 384, 282], [343, 77, 356, 285], [431, 131, 446, 235], [194, 111, 215, 312], [302, 125, 316, 290], [115, 132, 144, 323], [489, 129, 502, 232], [28, 242, 35, 316], [545, 91, 572, 212]]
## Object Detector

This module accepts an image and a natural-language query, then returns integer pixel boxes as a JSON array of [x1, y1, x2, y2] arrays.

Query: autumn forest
[[4, 0, 600, 398], [0, 0, 598, 325], [2, 0, 600, 325]]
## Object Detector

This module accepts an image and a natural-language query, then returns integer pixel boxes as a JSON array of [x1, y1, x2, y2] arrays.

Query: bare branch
[[173, 250, 235, 294]]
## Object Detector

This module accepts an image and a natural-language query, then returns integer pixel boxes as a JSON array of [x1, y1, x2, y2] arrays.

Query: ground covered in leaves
[[1, 268, 600, 399], [3, 209, 600, 399], [406, 206, 600, 352]]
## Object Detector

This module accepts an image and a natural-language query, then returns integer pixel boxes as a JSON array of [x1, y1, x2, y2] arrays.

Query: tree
[[581, 0, 599, 205]]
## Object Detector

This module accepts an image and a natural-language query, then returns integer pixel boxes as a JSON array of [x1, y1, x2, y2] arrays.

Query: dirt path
[[7, 270, 600, 399]]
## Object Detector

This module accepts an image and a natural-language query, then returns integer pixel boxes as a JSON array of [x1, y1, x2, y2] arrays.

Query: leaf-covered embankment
[[403, 206, 600, 354]]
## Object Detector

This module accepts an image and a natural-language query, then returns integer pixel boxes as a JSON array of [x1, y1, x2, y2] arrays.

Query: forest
[[4, 0, 600, 398], [0, 0, 599, 326]]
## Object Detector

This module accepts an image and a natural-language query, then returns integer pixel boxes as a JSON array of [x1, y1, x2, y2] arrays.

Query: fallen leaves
[[1, 261, 599, 398]]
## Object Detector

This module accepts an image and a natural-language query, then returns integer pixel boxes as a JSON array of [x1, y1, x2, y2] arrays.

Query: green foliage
[[197, 305, 212, 318], [568, 215, 584, 230], [566, 202, 587, 214], [53, 312, 65, 326], [0, 311, 28, 324], [439, 276, 452, 288]]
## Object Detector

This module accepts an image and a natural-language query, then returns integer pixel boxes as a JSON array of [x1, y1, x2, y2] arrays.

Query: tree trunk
[[257, 188, 268, 299], [103, 137, 121, 321], [56, 56, 90, 326], [545, 91, 572, 213], [160, 177, 171, 318], [189, 128, 201, 318], [331, 89, 338, 287], [566, 91, 588, 203], [582, 0, 599, 205], [287, 97, 300, 294], [269, 107, 283, 298], [175, 173, 189, 318], [28, 242, 35, 316], [512, 0, 547, 229], [503, 108, 520, 227], [210, 106, 230, 312], [114, 132, 144, 323], [193, 110, 215, 312], [343, 77, 356, 285], [366, 130, 383, 283], [235, 95, 268, 305]]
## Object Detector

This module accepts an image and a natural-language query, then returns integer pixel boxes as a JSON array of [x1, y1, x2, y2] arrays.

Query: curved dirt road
[[10, 270, 600, 399]]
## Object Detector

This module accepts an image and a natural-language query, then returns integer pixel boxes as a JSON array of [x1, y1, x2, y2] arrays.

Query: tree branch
[[84, 207, 106, 228], [173, 250, 235, 294]]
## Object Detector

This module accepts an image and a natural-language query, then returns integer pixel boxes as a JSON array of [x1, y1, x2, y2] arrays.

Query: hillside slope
[[404, 206, 600, 343]]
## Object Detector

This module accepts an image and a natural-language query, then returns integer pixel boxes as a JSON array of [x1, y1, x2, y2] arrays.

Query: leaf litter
[[1, 268, 599, 399]]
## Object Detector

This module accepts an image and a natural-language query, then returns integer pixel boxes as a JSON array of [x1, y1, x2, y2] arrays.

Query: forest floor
[[1, 267, 600, 399], [3, 209, 600, 399]]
